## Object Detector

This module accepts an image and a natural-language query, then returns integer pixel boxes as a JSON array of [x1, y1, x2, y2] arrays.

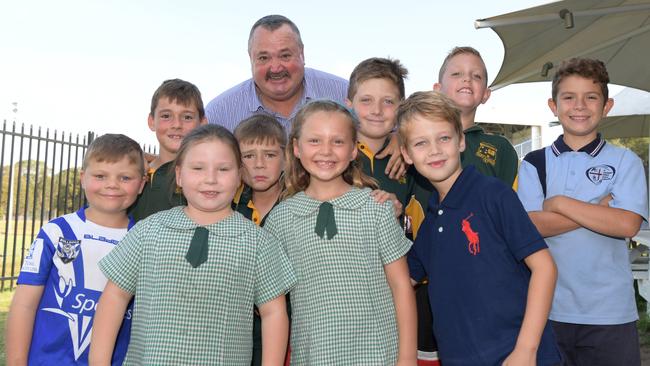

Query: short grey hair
[[247, 14, 304, 53]]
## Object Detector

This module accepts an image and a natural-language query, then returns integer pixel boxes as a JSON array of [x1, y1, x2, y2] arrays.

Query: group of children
[[4, 46, 647, 366]]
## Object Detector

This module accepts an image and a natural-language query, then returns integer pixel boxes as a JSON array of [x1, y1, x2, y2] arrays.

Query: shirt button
[[438, 209, 443, 215], [438, 227, 443, 233], [570, 171, 575, 176]]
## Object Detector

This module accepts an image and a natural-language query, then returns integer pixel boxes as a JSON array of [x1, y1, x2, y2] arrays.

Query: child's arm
[[529, 193, 613, 237], [543, 194, 643, 238], [89, 281, 134, 366], [503, 249, 556, 366], [6, 284, 44, 366], [258, 295, 289, 366], [385, 257, 417, 366]]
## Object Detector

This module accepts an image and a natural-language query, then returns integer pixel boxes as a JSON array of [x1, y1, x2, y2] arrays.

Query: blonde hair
[[396, 91, 463, 145], [284, 100, 377, 197]]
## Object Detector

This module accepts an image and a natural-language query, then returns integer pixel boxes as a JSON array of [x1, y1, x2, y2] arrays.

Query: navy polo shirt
[[408, 166, 560, 365]]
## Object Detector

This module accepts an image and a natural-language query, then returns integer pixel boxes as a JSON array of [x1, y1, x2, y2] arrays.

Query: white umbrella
[[475, 0, 650, 91]]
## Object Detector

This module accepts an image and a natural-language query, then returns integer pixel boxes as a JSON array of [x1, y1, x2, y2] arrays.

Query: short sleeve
[[517, 159, 545, 212], [494, 187, 547, 262], [254, 229, 296, 306], [498, 142, 519, 188], [17, 228, 55, 285], [610, 150, 648, 220], [376, 201, 412, 265], [99, 222, 144, 294]]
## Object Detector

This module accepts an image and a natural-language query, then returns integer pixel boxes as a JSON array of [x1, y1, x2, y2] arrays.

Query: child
[[129, 78, 206, 221], [517, 58, 648, 365], [345, 57, 416, 215], [263, 99, 417, 365], [399, 91, 561, 365], [434, 46, 518, 187], [6, 134, 146, 365], [233, 114, 286, 226], [233, 114, 287, 366], [90, 125, 296, 365]]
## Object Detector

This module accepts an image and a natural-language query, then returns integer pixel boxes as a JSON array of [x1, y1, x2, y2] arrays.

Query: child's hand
[[376, 133, 407, 179], [542, 195, 565, 213], [502, 346, 536, 366], [599, 193, 613, 206], [370, 190, 403, 217]]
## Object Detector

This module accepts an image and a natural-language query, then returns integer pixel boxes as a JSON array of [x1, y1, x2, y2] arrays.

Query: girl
[[90, 124, 296, 365], [263, 100, 417, 365]]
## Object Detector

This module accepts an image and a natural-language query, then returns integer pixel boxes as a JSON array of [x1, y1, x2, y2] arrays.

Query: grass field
[[0, 289, 14, 366]]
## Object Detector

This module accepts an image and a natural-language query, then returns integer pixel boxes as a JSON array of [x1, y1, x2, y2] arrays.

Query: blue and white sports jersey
[[17, 208, 134, 365]]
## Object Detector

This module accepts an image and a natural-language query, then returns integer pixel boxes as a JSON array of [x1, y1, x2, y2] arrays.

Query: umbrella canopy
[[476, 0, 650, 91], [599, 114, 650, 138]]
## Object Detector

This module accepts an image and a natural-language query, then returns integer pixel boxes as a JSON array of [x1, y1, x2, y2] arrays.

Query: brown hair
[[285, 100, 378, 197], [150, 79, 205, 120], [347, 57, 408, 100], [234, 113, 287, 148], [438, 46, 487, 85], [551, 57, 609, 103], [83, 134, 145, 176], [396, 91, 463, 145]]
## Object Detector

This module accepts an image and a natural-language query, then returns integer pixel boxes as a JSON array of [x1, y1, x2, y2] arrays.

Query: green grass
[[0, 289, 14, 366]]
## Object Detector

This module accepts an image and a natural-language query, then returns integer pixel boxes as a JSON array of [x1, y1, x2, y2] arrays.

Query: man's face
[[249, 24, 305, 104]]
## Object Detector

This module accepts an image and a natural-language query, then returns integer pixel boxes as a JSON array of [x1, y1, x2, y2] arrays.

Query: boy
[[6, 134, 146, 365], [233, 114, 287, 366], [129, 78, 206, 221], [434, 46, 518, 187], [399, 91, 561, 365], [345, 57, 415, 212], [517, 58, 648, 365]]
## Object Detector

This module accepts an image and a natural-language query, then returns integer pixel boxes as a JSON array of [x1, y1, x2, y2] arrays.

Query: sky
[[0, 0, 584, 147]]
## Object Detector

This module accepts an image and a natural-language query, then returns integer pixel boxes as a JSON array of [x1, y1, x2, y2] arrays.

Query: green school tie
[[314, 202, 338, 240], [186, 227, 209, 268]]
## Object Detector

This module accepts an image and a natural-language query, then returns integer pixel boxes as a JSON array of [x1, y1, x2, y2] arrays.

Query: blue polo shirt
[[408, 166, 560, 366], [518, 134, 648, 325]]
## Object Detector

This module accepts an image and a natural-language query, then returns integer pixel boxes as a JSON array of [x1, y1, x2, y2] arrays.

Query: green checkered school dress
[[100, 206, 296, 365], [264, 187, 412, 365]]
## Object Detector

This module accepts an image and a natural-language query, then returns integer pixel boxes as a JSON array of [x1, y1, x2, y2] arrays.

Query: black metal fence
[[0, 120, 153, 290]]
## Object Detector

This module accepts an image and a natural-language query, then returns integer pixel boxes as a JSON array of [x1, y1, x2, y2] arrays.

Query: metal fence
[[0, 120, 153, 290]]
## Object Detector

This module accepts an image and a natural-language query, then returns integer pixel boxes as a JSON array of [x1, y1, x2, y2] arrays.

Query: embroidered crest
[[461, 213, 480, 255], [586, 165, 615, 185], [475, 142, 497, 166], [56, 237, 81, 263]]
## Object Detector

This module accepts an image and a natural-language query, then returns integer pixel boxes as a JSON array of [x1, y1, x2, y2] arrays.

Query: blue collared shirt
[[518, 134, 648, 325], [205, 67, 348, 132], [409, 166, 559, 366]]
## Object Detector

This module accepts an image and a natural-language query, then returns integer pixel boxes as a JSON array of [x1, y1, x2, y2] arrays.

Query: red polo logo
[[461, 213, 480, 255]]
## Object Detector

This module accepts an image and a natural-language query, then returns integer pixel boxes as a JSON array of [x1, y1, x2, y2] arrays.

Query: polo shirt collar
[[429, 166, 480, 211], [160, 206, 249, 237], [551, 134, 606, 157], [463, 125, 484, 134], [284, 187, 369, 217], [76, 207, 136, 229]]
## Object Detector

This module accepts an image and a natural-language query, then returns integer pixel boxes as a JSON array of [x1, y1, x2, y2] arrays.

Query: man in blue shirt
[[205, 14, 348, 132]]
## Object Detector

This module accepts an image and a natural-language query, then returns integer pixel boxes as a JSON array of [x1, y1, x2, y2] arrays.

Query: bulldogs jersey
[[17, 208, 133, 365]]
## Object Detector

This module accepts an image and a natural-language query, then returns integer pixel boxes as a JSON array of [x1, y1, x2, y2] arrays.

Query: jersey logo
[[42, 277, 92, 360], [586, 165, 615, 185], [475, 142, 497, 167], [461, 213, 480, 255], [21, 239, 44, 273], [56, 237, 81, 263]]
